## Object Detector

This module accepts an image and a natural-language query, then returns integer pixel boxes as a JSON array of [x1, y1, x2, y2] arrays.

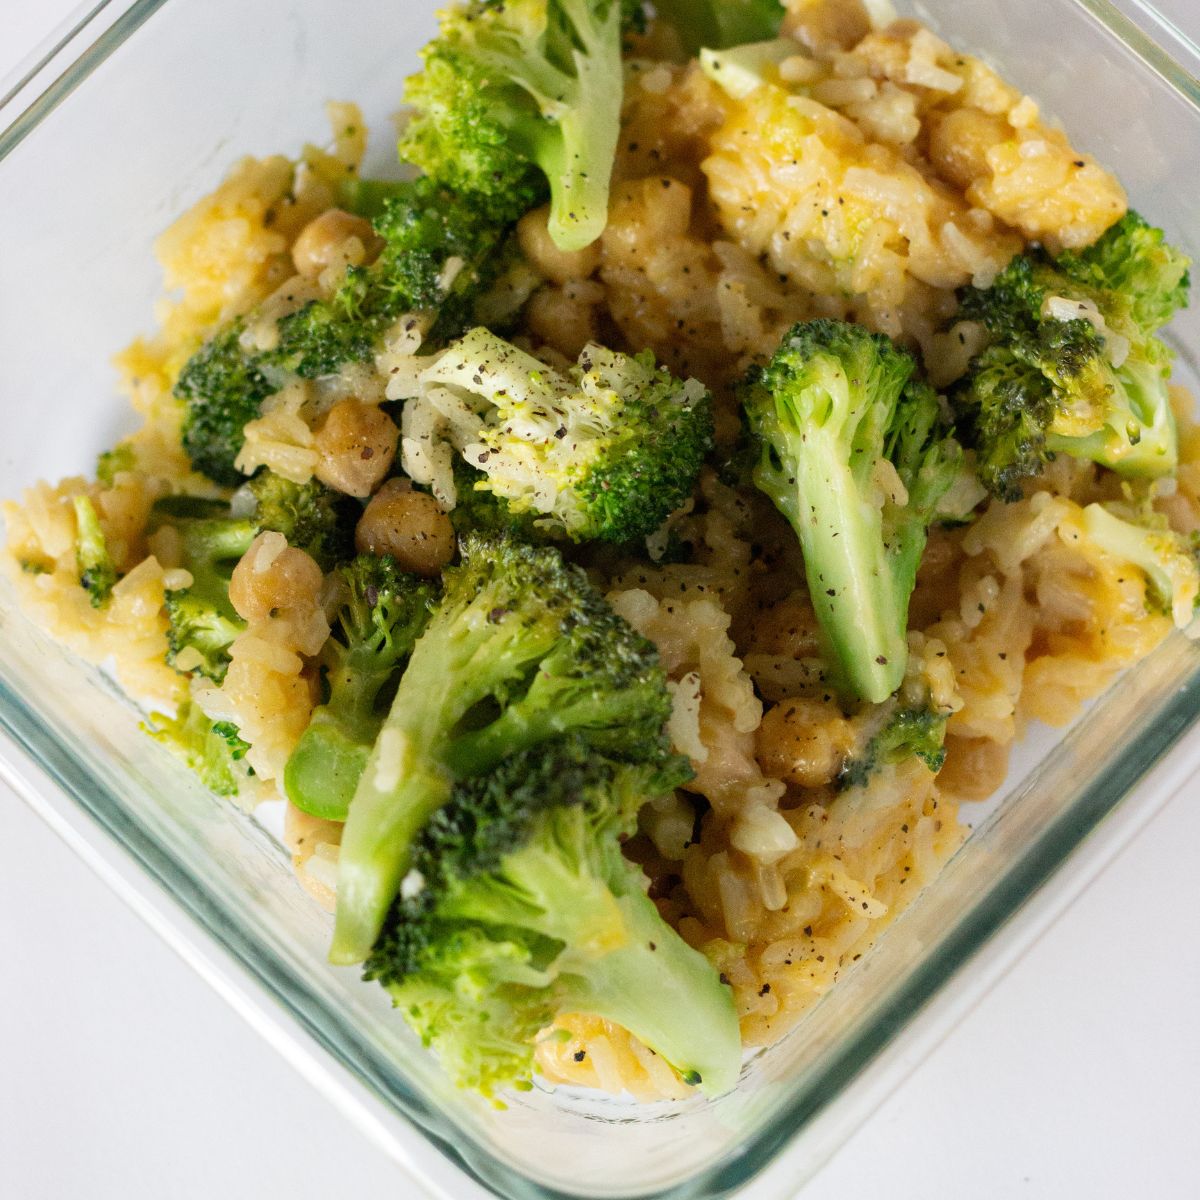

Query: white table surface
[[2, 3, 1199, 1198]]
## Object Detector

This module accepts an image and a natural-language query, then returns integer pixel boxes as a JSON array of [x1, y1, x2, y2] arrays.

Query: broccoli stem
[[282, 665, 383, 822], [757, 425, 906, 704], [536, 2, 623, 251], [556, 884, 741, 1096], [331, 602, 562, 965]]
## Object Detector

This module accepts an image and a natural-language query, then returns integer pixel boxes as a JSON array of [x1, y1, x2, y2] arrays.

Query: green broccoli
[[655, 0, 785, 56], [365, 737, 740, 1098], [153, 473, 351, 681], [1081, 501, 1199, 628], [741, 320, 963, 704], [416, 328, 713, 543], [242, 471, 356, 571], [265, 178, 515, 378], [284, 556, 440, 822], [151, 496, 258, 683], [145, 699, 252, 798], [331, 533, 678, 965], [399, 0, 634, 251], [72, 496, 117, 608], [175, 322, 276, 487], [837, 705, 948, 791], [175, 178, 519, 486], [96, 443, 137, 486], [954, 212, 1190, 500]]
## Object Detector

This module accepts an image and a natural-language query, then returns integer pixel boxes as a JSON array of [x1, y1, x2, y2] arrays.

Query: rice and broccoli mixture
[[5, 0, 1200, 1102]]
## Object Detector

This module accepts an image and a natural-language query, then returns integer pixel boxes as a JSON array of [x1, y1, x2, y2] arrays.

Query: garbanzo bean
[[291, 208, 381, 279], [517, 204, 601, 284], [313, 398, 398, 499], [756, 697, 855, 788], [355, 479, 456, 577], [228, 531, 324, 623]]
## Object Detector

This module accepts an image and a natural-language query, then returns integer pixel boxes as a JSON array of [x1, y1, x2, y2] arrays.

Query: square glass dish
[[2, 1, 1199, 1197]]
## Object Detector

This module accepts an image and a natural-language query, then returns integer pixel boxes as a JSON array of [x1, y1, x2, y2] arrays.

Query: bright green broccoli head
[[1057, 211, 1191, 334], [416, 328, 713, 543], [243, 471, 355, 571], [955, 212, 1190, 499], [145, 699, 252, 798], [284, 555, 441, 822], [364, 737, 738, 1098], [72, 496, 116, 608], [742, 319, 962, 704], [399, 0, 632, 250], [331, 532, 680, 965], [151, 496, 259, 683], [175, 322, 276, 487]]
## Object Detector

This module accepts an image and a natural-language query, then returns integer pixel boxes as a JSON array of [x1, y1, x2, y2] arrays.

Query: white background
[[2, 2, 1198, 1197]]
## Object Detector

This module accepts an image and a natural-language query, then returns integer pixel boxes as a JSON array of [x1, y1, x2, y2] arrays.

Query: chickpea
[[228, 531, 324, 623], [756, 697, 855, 789], [928, 108, 1007, 191], [291, 208, 381, 279], [517, 205, 601, 284], [313, 398, 399, 499], [937, 735, 1011, 800], [355, 479, 456, 577]]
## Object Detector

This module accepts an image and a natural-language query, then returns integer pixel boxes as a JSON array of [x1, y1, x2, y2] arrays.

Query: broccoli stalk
[[284, 556, 440, 822], [331, 533, 676, 965], [399, 0, 632, 250], [955, 212, 1190, 499], [1081, 502, 1199, 628], [366, 739, 739, 1097], [413, 327, 713, 543], [72, 496, 116, 608], [654, 0, 785, 56], [741, 320, 962, 704]]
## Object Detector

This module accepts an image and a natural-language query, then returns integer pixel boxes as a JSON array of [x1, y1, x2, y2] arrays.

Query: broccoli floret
[[331, 533, 677, 965], [145, 699, 252, 798], [1081, 501, 1200, 628], [447, 461, 548, 542], [175, 322, 276, 487], [741, 320, 963, 704], [365, 737, 739, 1098], [837, 706, 948, 791], [151, 496, 258, 683], [399, 0, 633, 251], [955, 212, 1190, 499], [417, 328, 713, 543], [266, 178, 515, 378], [72, 496, 117, 608], [96, 443, 137, 486], [284, 556, 440, 822], [243, 472, 356, 571], [175, 179, 519, 486], [655, 0, 785, 56]]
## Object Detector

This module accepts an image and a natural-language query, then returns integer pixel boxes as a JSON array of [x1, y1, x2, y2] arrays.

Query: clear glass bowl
[[1, 2, 1199, 1197]]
